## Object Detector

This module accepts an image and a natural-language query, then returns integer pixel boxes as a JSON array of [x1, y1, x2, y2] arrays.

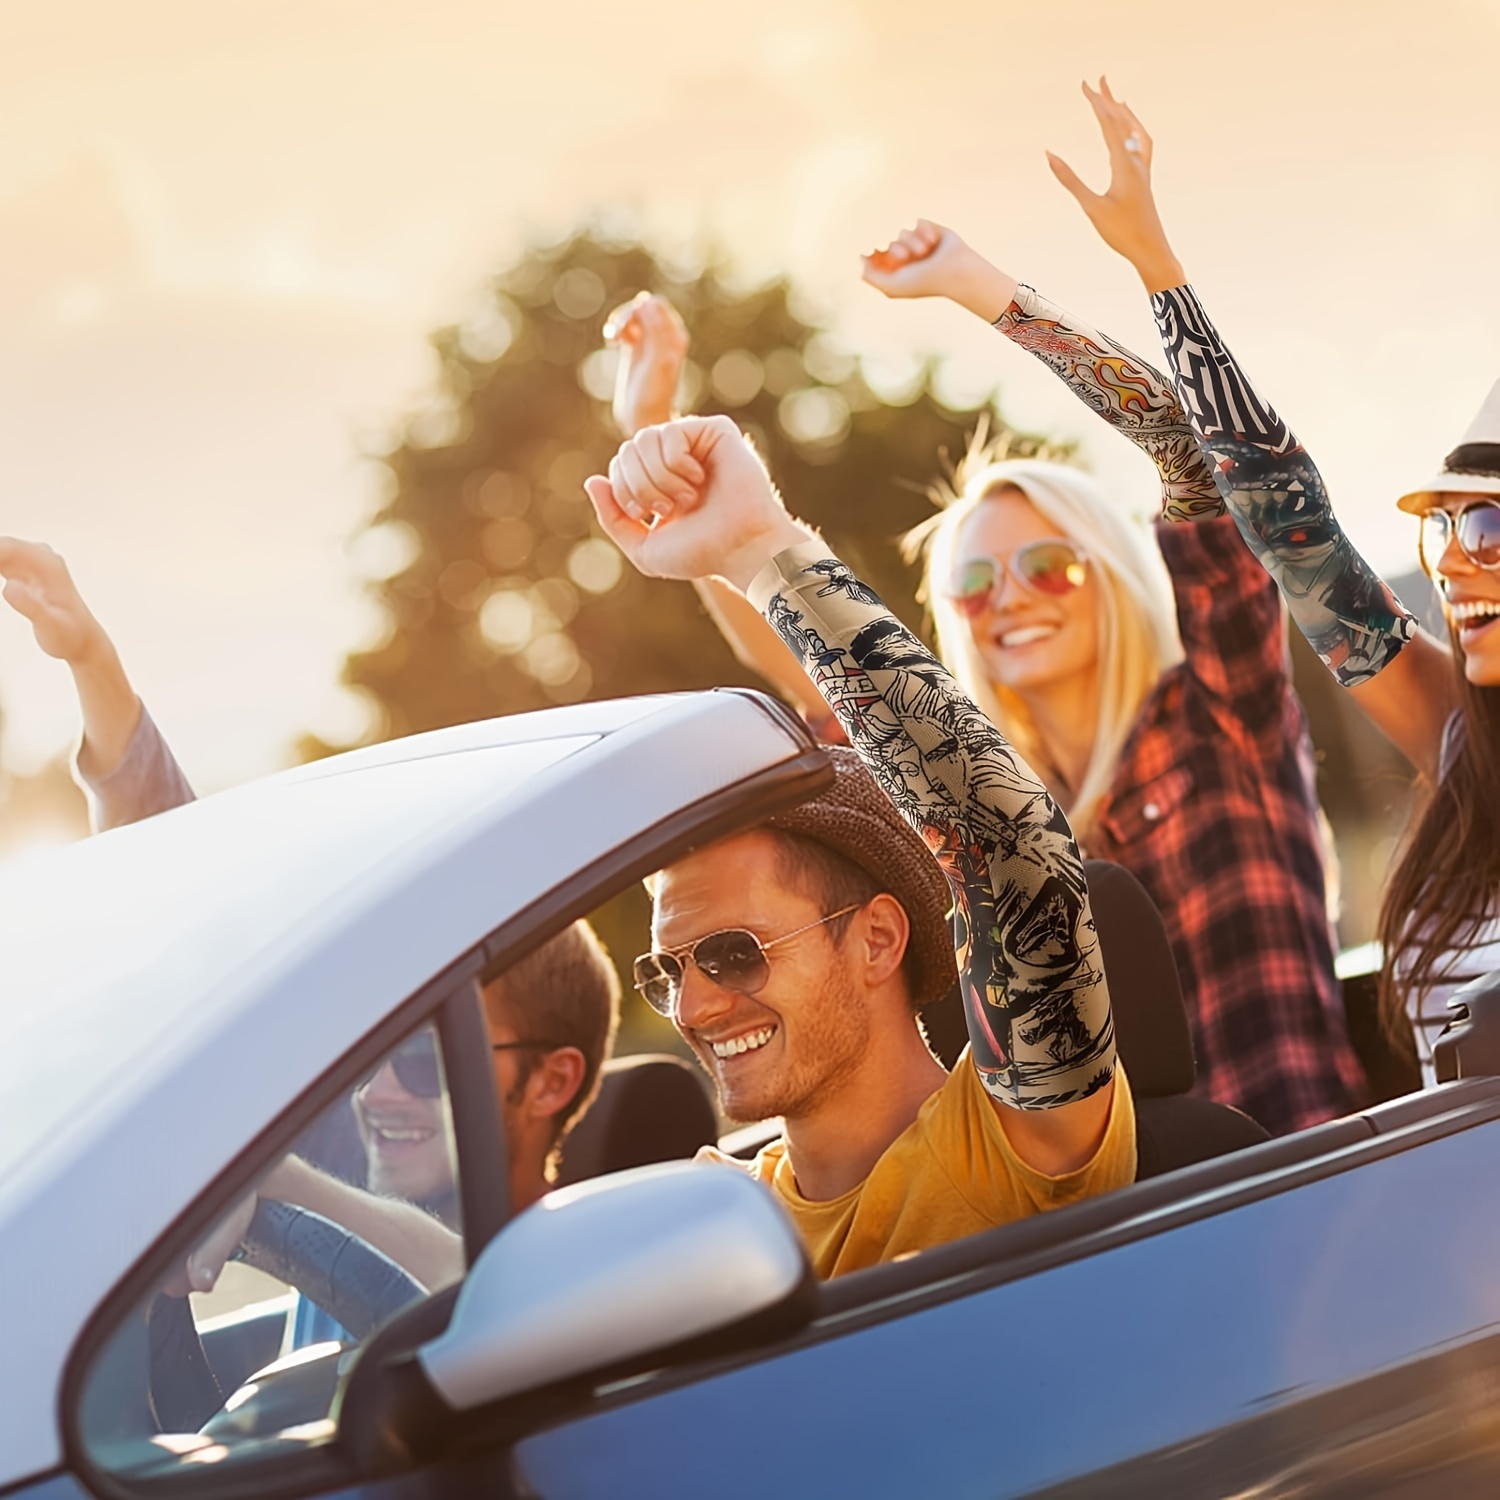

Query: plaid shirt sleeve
[[1156, 513, 1291, 750]]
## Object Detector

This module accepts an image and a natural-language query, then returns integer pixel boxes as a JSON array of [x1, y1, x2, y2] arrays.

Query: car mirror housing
[[418, 1160, 811, 1413]]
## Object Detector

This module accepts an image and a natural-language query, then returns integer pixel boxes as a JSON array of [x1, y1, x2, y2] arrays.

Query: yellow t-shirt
[[703, 1055, 1136, 1280]]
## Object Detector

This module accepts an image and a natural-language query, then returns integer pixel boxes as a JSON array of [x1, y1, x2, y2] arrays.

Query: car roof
[[0, 689, 807, 1484]]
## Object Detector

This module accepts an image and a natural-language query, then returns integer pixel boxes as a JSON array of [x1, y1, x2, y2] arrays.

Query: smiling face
[[954, 489, 1101, 698], [1431, 495, 1500, 687], [652, 831, 870, 1124], [354, 1055, 452, 1205]]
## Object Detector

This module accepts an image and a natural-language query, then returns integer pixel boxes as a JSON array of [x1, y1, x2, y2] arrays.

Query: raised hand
[[0, 536, 109, 664], [583, 417, 813, 592], [862, 220, 1019, 323], [0, 534, 143, 779], [604, 292, 690, 438], [1046, 78, 1185, 294]]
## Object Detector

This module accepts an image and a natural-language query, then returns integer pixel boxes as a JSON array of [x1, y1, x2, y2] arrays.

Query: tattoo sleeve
[[995, 284, 1224, 523], [746, 542, 1116, 1109], [1151, 285, 1416, 686]]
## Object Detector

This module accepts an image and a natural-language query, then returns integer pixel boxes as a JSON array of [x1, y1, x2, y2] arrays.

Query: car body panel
[[0, 692, 805, 1483], [513, 1113, 1500, 1498]]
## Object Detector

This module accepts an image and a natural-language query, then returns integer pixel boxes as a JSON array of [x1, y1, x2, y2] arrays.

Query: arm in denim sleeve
[[995, 283, 1224, 523], [1151, 284, 1416, 686], [746, 542, 1115, 1109], [75, 704, 196, 833]]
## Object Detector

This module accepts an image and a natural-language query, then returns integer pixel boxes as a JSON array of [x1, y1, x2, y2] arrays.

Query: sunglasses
[[633, 904, 863, 1017], [360, 1030, 445, 1099], [944, 540, 1089, 618], [1419, 500, 1500, 578]]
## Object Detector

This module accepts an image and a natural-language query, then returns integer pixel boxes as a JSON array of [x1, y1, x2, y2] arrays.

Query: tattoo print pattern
[[752, 544, 1116, 1109], [995, 284, 1224, 523], [1152, 285, 1416, 686]]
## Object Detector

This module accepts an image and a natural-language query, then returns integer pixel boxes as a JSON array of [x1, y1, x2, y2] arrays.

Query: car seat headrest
[[1084, 859, 1195, 1099], [555, 1052, 717, 1186]]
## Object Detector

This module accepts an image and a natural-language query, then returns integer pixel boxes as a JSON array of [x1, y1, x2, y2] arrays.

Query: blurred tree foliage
[[324, 228, 1047, 1050], [334, 230, 1048, 740]]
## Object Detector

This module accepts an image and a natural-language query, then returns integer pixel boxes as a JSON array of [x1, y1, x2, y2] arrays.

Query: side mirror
[[340, 1160, 813, 1469], [422, 1160, 811, 1408]]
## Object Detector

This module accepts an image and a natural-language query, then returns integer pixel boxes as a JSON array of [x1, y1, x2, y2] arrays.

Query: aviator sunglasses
[[944, 539, 1089, 618], [359, 1030, 566, 1098], [1418, 500, 1500, 579], [633, 904, 863, 1017]]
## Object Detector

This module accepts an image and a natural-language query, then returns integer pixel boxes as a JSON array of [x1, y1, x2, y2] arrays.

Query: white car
[[6, 689, 1500, 1500]]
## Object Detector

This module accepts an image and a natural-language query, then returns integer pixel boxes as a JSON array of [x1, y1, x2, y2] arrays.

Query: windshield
[[0, 734, 595, 1197]]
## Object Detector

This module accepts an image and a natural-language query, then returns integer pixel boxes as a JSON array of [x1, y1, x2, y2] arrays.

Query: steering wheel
[[239, 1198, 426, 1341], [149, 1200, 427, 1442]]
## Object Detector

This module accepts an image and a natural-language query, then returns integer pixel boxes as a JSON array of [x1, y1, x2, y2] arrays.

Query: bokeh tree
[[334, 230, 1050, 739], [323, 228, 1051, 1049]]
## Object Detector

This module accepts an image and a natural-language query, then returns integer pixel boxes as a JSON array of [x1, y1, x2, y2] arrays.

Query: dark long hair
[[1378, 638, 1500, 1038]]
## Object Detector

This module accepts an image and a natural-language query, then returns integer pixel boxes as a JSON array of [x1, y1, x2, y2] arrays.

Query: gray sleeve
[[75, 705, 196, 833]]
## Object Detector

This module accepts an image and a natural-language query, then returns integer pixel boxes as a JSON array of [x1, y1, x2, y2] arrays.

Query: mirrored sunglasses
[[633, 904, 862, 1017], [1419, 500, 1500, 578], [944, 539, 1089, 618]]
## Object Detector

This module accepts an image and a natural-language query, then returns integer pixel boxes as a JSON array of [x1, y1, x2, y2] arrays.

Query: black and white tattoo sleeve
[[1152, 284, 1416, 686], [995, 284, 1224, 523], [747, 542, 1117, 1109]]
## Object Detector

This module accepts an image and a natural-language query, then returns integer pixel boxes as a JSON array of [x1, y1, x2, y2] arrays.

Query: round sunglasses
[[944, 539, 1089, 618], [633, 904, 863, 1017], [1419, 499, 1500, 579]]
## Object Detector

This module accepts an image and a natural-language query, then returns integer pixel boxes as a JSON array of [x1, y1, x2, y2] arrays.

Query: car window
[[75, 1019, 463, 1485]]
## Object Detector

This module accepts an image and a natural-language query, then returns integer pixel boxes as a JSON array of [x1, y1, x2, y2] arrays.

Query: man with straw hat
[[588, 416, 1135, 1280]]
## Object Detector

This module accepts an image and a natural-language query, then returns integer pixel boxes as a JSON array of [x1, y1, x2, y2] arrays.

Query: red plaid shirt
[[1087, 514, 1365, 1134]]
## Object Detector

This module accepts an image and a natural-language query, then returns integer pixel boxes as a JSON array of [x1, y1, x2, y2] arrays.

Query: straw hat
[[1397, 378, 1500, 514], [766, 747, 959, 1007]]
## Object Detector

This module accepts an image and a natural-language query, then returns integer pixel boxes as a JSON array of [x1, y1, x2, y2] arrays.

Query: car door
[[502, 1079, 1500, 1499]]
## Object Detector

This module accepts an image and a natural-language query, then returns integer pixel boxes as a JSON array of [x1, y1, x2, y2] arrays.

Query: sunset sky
[[0, 0, 1496, 792]]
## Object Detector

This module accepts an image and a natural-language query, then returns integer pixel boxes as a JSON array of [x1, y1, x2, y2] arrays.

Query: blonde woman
[[861, 224, 1366, 1134]]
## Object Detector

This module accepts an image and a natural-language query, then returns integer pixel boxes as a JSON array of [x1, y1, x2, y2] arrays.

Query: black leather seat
[[919, 860, 1269, 1178], [1084, 859, 1269, 1177], [555, 1052, 718, 1186]]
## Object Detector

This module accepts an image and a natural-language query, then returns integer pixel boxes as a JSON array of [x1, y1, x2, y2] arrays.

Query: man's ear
[[524, 1046, 588, 1123], [858, 893, 911, 988]]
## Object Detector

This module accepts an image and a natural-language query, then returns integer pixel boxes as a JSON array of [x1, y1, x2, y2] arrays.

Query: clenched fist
[[584, 417, 814, 592]]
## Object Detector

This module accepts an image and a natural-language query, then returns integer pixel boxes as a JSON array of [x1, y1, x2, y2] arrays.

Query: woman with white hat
[[1050, 78, 1496, 1085]]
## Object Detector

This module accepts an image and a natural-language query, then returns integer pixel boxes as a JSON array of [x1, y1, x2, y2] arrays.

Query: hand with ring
[[1046, 77, 1186, 295]]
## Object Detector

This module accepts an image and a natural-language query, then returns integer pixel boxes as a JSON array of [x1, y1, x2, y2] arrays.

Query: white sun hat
[[1398, 378, 1500, 514]]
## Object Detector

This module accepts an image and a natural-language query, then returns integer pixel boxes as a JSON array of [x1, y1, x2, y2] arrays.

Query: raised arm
[[605, 295, 839, 736], [863, 221, 1222, 522], [0, 537, 195, 829], [585, 417, 1116, 1173], [1048, 79, 1457, 772]]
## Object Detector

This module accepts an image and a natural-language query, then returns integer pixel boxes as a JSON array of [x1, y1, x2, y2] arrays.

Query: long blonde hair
[[908, 455, 1183, 838]]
